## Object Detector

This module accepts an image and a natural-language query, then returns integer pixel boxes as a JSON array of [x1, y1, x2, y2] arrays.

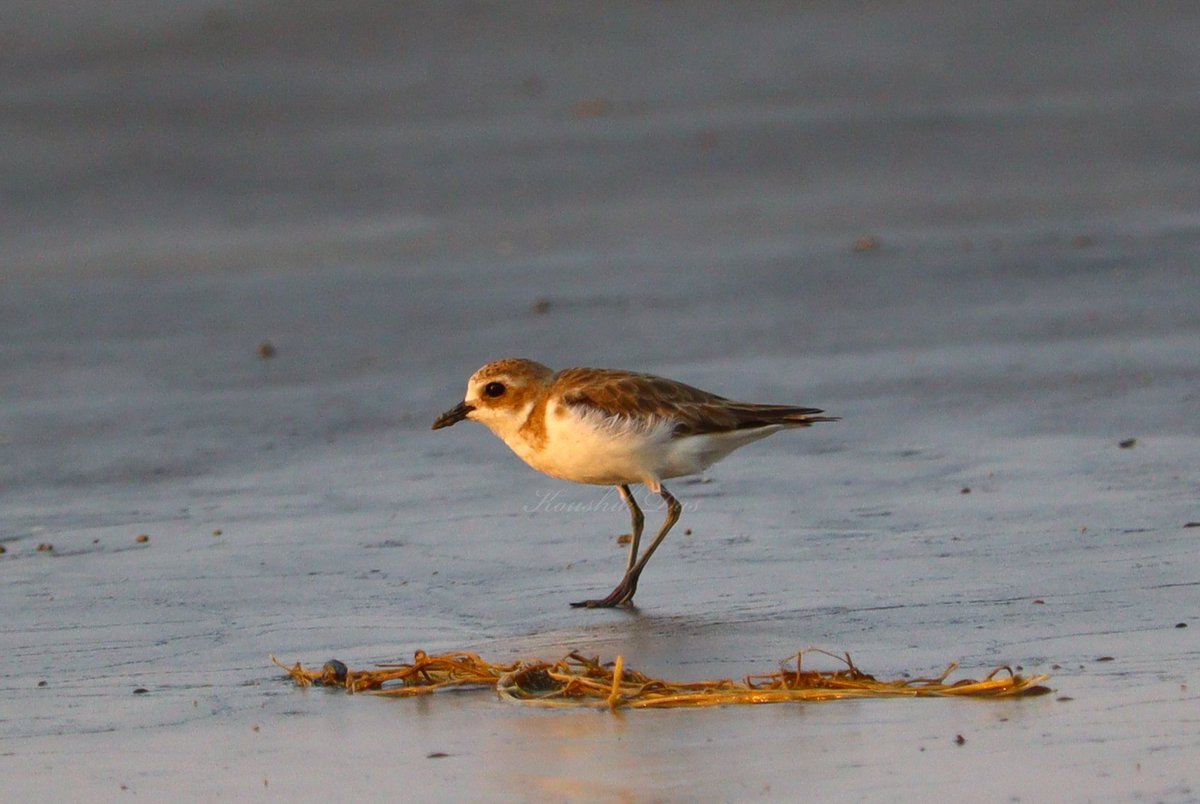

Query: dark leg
[[571, 484, 643, 607], [571, 485, 682, 608], [624, 486, 681, 580], [616, 485, 644, 574]]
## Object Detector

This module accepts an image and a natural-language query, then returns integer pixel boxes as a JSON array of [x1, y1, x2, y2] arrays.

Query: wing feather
[[553, 368, 837, 437]]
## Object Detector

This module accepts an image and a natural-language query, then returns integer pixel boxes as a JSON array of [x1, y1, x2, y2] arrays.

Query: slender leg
[[571, 485, 682, 608], [616, 485, 645, 574], [624, 486, 681, 581], [571, 484, 643, 608]]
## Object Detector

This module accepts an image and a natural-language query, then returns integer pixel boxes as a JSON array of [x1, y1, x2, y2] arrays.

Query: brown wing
[[554, 368, 837, 436], [675, 402, 838, 435]]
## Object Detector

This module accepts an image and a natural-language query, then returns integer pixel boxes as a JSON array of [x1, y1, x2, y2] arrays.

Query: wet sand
[[3, 2, 1199, 800]]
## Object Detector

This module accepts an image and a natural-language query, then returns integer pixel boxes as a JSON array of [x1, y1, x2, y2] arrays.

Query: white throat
[[477, 400, 536, 448]]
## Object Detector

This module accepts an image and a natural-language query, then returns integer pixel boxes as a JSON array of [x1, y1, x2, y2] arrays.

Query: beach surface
[[2, 2, 1198, 800]]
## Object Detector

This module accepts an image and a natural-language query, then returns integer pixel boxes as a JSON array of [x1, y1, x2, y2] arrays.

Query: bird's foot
[[570, 575, 638, 608]]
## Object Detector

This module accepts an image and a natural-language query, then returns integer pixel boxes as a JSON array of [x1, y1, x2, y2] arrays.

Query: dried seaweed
[[274, 648, 1052, 710]]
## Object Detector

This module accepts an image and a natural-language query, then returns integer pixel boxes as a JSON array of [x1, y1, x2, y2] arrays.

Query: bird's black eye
[[483, 381, 506, 398]]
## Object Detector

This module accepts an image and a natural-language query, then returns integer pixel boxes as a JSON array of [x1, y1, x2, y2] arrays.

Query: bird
[[432, 358, 837, 608]]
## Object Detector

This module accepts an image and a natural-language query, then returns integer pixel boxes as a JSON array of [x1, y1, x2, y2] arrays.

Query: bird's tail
[[730, 405, 839, 430]]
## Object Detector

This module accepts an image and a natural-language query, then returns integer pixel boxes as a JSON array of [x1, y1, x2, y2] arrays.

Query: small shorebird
[[432, 359, 836, 608]]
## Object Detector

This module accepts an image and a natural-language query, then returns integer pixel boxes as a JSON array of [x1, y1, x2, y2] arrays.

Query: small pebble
[[0, 545, 6, 554], [1118, 438, 1137, 449], [954, 734, 966, 746], [852, 235, 880, 252], [37, 680, 48, 688], [530, 298, 552, 315], [136, 534, 150, 544], [37, 543, 53, 552], [616, 533, 632, 545], [257, 340, 276, 359], [426, 752, 450, 759], [1176, 622, 1188, 629], [1096, 656, 1115, 662], [322, 659, 349, 684], [960, 486, 971, 494], [213, 529, 223, 536], [133, 688, 148, 695]]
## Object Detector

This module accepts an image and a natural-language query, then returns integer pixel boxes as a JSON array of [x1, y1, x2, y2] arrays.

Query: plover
[[432, 358, 836, 607]]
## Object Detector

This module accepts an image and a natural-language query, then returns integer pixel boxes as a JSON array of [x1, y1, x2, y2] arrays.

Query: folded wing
[[555, 368, 837, 437]]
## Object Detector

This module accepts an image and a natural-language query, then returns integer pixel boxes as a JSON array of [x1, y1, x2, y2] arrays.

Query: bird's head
[[432, 358, 554, 439]]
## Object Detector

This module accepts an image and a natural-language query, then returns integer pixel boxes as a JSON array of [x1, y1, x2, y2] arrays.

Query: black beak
[[432, 401, 475, 430]]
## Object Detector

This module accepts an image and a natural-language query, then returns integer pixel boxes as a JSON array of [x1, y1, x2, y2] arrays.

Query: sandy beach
[[3, 2, 1198, 800]]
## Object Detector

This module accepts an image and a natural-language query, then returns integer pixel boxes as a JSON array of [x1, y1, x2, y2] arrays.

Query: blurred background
[[4, 1, 1198, 489], [3, 4, 1199, 798]]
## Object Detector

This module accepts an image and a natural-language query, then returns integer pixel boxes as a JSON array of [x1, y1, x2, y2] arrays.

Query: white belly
[[503, 405, 782, 488]]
